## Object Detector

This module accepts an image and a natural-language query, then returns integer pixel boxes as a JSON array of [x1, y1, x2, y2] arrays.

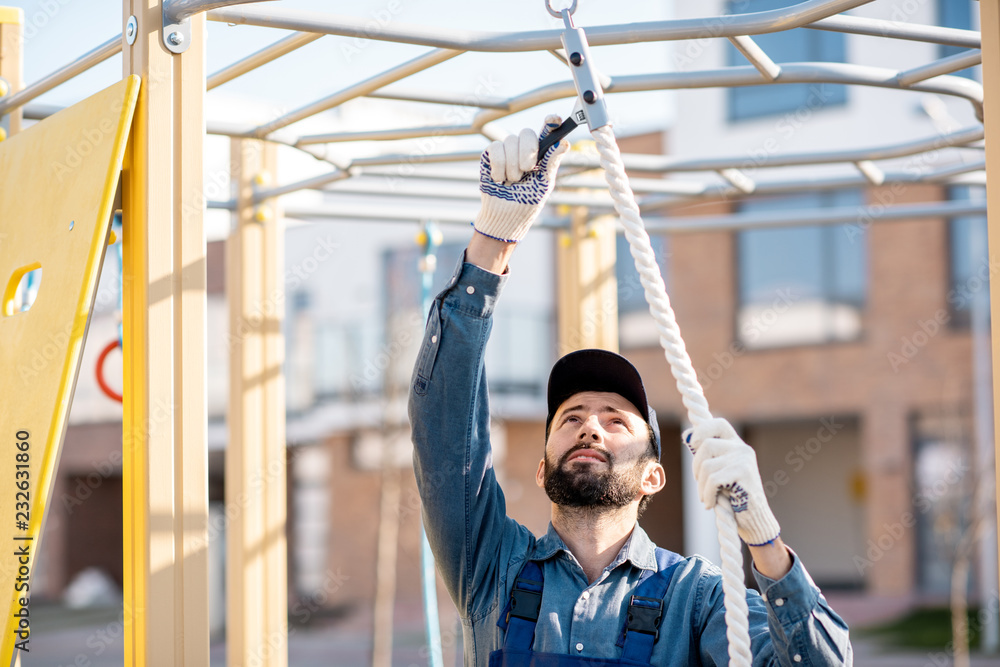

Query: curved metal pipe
[[0, 35, 121, 115], [207, 0, 872, 52]]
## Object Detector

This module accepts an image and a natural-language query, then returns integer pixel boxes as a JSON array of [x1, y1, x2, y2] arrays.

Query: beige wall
[[748, 419, 866, 588], [627, 181, 974, 595]]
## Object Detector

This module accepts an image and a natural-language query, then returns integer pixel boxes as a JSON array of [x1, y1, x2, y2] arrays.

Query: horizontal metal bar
[[642, 200, 987, 233], [167, 0, 273, 23], [205, 119, 350, 169], [22, 103, 64, 120], [461, 62, 984, 145], [564, 124, 984, 173], [0, 35, 121, 115], [728, 35, 781, 81], [638, 159, 985, 210], [297, 124, 476, 146], [282, 202, 481, 224], [366, 89, 511, 110], [207, 0, 870, 52], [207, 31, 322, 90], [319, 182, 614, 208], [807, 14, 980, 49], [280, 121, 983, 197], [348, 150, 481, 168], [254, 168, 353, 202], [251, 48, 462, 137], [599, 63, 985, 120], [209, 197, 985, 234], [897, 49, 982, 87], [272, 61, 985, 152], [352, 157, 984, 205]]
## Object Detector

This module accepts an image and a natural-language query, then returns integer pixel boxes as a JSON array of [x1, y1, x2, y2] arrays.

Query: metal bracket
[[162, 1, 276, 55], [125, 15, 138, 46], [162, 4, 190, 54], [558, 12, 610, 131]]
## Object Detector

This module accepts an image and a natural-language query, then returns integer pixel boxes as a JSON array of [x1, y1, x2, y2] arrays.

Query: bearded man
[[408, 118, 852, 666]]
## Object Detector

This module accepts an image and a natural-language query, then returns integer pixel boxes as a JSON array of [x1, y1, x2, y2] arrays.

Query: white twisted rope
[[591, 124, 753, 667]]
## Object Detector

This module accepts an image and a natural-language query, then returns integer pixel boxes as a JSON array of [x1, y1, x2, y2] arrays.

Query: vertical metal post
[[0, 6, 22, 138], [977, 0, 1000, 629], [556, 207, 619, 355], [121, 1, 209, 664], [418, 222, 444, 667], [227, 138, 288, 667]]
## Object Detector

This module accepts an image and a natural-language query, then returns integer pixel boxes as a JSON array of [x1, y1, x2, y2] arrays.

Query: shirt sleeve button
[[793, 654, 802, 662], [575, 643, 584, 652], [775, 598, 785, 607], [466, 285, 475, 294], [431, 335, 438, 344]]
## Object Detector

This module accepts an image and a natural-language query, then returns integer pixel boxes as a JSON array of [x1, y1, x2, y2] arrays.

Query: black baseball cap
[[546, 349, 661, 459]]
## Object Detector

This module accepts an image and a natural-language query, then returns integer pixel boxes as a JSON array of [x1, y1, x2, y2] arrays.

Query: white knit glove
[[473, 115, 569, 243], [685, 418, 781, 547]]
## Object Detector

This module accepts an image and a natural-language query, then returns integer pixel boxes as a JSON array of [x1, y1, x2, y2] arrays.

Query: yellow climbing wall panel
[[0, 75, 139, 664]]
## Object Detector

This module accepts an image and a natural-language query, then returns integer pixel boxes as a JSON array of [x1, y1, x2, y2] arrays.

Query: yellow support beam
[[121, 2, 209, 664], [0, 6, 23, 138], [226, 138, 288, 667], [556, 207, 619, 355], [979, 0, 1000, 608]]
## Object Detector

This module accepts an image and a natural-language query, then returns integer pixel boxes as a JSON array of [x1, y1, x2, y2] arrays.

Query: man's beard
[[543, 444, 646, 509]]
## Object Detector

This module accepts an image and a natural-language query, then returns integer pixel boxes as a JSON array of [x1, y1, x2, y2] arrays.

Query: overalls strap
[[618, 547, 683, 664], [500, 559, 545, 651]]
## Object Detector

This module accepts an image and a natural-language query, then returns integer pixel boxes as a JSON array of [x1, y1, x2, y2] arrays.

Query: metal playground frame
[[0, 0, 998, 665]]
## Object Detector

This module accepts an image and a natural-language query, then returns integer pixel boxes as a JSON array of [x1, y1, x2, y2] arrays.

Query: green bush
[[859, 607, 980, 651]]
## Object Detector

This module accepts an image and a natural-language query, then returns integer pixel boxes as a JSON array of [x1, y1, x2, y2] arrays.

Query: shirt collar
[[531, 522, 659, 573]]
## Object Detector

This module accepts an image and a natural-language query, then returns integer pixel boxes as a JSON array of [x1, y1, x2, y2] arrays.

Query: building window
[[726, 0, 847, 121], [948, 186, 988, 328], [938, 0, 978, 80], [736, 190, 866, 348], [616, 233, 670, 348], [616, 233, 670, 313]]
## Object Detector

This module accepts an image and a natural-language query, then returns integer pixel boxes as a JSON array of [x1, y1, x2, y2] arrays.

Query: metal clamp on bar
[[537, 1, 610, 162], [556, 3, 610, 131], [162, 0, 274, 54]]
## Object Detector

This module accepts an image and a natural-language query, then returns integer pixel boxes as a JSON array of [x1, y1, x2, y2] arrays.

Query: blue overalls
[[491, 548, 684, 666]]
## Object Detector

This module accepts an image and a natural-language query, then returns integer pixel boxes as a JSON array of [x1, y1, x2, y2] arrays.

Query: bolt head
[[569, 52, 583, 66], [168, 31, 184, 46], [583, 90, 596, 104]]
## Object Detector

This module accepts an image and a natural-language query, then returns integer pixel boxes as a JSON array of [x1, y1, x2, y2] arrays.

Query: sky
[[5, 0, 676, 236], [9, 0, 674, 129]]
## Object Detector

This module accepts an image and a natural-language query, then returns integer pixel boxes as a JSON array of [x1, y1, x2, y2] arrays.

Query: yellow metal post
[[121, 2, 209, 664], [978, 0, 1000, 608], [227, 138, 288, 667], [0, 6, 23, 138], [556, 207, 619, 355]]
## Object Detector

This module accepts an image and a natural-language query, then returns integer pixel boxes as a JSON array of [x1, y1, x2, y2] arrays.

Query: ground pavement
[[17, 594, 1000, 666]]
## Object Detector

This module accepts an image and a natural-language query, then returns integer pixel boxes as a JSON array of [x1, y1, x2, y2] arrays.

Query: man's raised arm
[[407, 118, 568, 615]]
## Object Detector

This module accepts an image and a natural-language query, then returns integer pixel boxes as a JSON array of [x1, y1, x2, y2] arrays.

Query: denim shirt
[[409, 256, 853, 666]]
